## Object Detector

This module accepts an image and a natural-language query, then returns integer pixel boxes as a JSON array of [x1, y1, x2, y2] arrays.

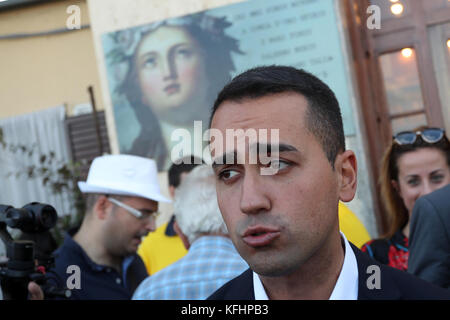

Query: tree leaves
[[0, 125, 86, 246]]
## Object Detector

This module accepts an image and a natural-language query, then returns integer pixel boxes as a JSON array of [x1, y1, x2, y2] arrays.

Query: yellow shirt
[[139, 203, 371, 274], [338, 202, 371, 248], [138, 221, 187, 275]]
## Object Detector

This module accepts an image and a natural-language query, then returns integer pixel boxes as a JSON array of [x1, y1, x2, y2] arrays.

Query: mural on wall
[[102, 0, 355, 171]]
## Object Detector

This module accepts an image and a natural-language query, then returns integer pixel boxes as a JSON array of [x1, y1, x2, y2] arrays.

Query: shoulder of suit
[[207, 268, 253, 300], [353, 244, 450, 299]]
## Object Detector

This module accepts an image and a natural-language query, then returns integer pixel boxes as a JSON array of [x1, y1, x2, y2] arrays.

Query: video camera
[[0, 202, 71, 300]]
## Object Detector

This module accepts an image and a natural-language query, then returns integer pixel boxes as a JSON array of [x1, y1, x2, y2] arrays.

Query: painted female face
[[135, 26, 208, 120], [393, 148, 450, 215]]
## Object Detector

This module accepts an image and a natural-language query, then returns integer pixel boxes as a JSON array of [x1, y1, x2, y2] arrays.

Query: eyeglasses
[[393, 128, 445, 145], [107, 197, 159, 222]]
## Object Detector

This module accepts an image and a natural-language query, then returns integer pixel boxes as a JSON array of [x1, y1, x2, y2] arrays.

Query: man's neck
[[73, 222, 122, 273], [259, 233, 345, 300]]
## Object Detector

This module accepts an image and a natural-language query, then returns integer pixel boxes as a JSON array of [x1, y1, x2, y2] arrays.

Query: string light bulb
[[391, 3, 404, 15], [401, 48, 413, 58]]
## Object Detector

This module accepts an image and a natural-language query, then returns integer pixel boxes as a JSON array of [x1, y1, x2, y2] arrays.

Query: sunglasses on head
[[393, 128, 445, 145]]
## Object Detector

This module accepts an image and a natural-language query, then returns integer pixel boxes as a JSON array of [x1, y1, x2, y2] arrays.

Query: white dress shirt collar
[[253, 232, 358, 300]]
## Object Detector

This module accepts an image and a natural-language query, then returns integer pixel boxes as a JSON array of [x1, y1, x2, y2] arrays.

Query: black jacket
[[208, 244, 450, 300], [408, 184, 450, 289]]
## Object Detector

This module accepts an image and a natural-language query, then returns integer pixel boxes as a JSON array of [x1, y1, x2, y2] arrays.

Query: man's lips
[[242, 226, 281, 248], [133, 234, 147, 245]]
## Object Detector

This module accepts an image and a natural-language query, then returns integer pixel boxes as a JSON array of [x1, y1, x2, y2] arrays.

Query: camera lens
[[4, 203, 58, 233], [4, 208, 28, 229], [38, 205, 57, 230]]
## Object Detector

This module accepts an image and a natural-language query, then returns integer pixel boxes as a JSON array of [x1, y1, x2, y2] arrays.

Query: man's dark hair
[[209, 65, 346, 167], [168, 156, 204, 188]]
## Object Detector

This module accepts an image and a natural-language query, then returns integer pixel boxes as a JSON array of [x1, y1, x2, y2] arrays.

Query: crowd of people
[[23, 65, 450, 300]]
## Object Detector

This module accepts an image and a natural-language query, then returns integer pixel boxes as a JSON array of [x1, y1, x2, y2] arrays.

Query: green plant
[[0, 126, 86, 245]]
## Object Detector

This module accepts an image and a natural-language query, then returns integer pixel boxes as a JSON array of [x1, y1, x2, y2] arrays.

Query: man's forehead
[[208, 93, 310, 160], [210, 94, 308, 132], [209, 128, 279, 157]]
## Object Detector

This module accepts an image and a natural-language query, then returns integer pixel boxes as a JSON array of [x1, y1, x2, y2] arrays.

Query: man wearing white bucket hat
[[47, 154, 170, 300]]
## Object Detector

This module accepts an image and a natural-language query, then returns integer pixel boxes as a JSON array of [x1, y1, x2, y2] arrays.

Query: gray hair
[[174, 164, 228, 244]]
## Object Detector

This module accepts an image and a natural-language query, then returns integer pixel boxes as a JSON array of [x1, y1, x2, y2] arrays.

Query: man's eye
[[218, 169, 239, 181], [266, 159, 290, 171]]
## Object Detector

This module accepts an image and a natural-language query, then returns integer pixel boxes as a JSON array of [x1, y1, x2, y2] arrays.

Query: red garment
[[361, 231, 409, 271]]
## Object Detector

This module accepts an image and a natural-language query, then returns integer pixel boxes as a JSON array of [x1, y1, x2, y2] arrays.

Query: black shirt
[[47, 233, 148, 299]]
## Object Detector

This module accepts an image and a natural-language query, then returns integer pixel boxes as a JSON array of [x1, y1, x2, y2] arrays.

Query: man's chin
[[246, 251, 303, 278], [128, 240, 141, 254], [124, 248, 138, 257], [251, 264, 292, 278]]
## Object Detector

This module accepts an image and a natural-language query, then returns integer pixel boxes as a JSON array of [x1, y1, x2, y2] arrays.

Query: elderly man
[[207, 65, 450, 300], [137, 155, 203, 275], [47, 154, 170, 299], [133, 165, 248, 300]]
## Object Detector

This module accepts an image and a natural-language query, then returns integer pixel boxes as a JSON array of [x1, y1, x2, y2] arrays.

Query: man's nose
[[239, 171, 271, 215], [142, 217, 157, 233]]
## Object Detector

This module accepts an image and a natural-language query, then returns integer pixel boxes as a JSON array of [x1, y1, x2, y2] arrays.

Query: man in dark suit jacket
[[207, 66, 450, 300], [408, 184, 450, 289], [209, 243, 449, 300]]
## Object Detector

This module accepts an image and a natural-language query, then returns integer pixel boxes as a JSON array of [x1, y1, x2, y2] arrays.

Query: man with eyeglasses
[[45, 154, 170, 299]]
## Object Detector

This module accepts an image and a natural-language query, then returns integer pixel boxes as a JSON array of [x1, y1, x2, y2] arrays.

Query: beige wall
[[0, 0, 103, 119]]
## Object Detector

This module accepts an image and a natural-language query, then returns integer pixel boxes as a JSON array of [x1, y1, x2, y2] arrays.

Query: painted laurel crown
[[106, 12, 234, 65]]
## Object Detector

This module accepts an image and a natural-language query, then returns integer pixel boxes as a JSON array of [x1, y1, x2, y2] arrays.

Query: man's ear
[[336, 150, 357, 203], [93, 195, 110, 220], [173, 220, 190, 250]]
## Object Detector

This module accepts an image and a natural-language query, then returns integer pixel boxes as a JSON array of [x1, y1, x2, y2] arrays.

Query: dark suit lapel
[[351, 244, 402, 300], [228, 268, 255, 300]]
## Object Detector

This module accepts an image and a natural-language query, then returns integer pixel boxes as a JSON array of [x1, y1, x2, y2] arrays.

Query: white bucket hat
[[77, 154, 171, 203]]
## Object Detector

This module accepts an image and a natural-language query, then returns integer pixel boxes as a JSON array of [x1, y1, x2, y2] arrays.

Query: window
[[428, 22, 450, 131], [378, 48, 427, 132]]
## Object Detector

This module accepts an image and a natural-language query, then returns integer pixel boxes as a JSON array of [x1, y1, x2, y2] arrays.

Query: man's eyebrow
[[251, 143, 299, 154], [139, 208, 157, 214], [211, 143, 299, 168]]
